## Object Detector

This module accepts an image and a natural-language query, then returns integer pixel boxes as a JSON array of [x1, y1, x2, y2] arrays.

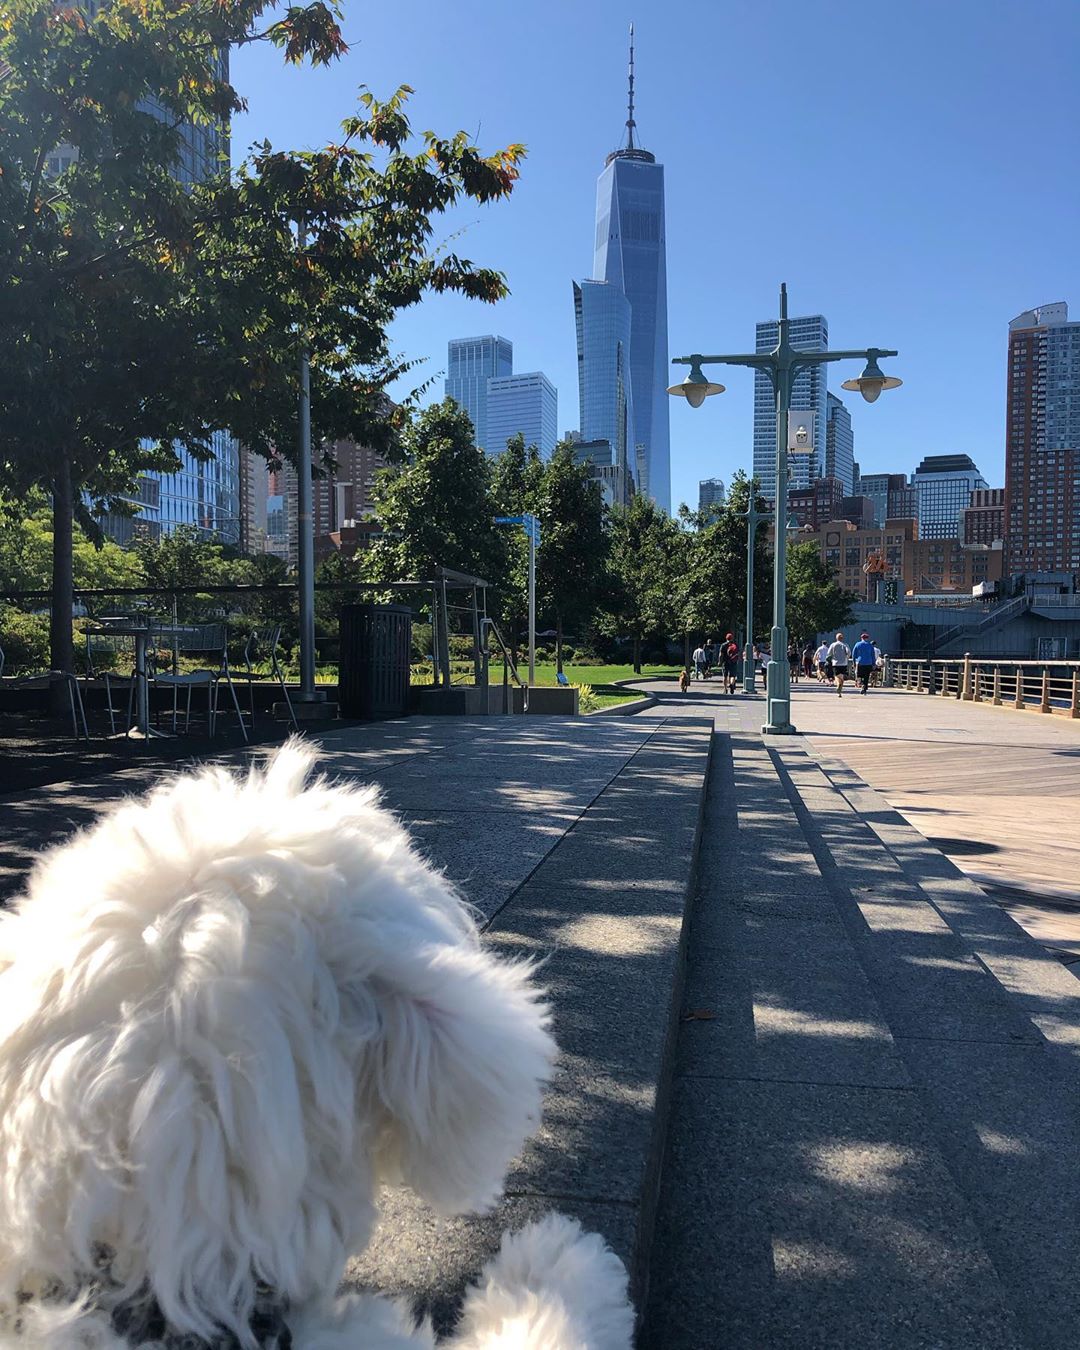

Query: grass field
[[529, 663, 680, 686]]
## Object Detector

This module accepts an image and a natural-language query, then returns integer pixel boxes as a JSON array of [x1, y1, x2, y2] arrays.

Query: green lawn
[[529, 663, 680, 686]]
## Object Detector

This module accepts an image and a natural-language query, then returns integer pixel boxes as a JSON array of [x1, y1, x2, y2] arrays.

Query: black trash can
[[338, 603, 413, 719]]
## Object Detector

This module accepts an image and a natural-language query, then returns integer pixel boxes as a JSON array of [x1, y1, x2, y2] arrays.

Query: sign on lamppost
[[787, 410, 815, 454], [494, 513, 540, 685]]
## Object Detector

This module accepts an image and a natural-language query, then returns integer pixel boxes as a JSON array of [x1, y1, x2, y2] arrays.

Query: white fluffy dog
[[0, 741, 633, 1349]]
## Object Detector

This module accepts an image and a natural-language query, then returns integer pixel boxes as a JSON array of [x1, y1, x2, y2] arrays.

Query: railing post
[[992, 665, 1001, 706], [916, 662, 924, 693], [1014, 666, 1025, 711], [973, 662, 983, 702], [961, 652, 973, 701], [1040, 669, 1051, 714]]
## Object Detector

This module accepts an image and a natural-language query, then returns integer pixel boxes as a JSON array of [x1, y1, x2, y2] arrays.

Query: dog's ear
[[347, 927, 556, 1216]]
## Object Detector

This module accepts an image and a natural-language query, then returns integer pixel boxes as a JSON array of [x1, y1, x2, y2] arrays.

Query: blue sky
[[231, 0, 1079, 512]]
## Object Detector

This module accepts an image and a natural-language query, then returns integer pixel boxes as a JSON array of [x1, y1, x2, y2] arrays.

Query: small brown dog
[[679, 668, 691, 693]]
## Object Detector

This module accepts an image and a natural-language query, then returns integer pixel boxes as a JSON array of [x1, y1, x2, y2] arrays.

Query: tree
[[606, 493, 681, 673], [0, 0, 523, 696], [489, 433, 545, 659], [367, 400, 508, 588], [785, 540, 856, 645], [673, 472, 772, 665], [533, 443, 609, 674]]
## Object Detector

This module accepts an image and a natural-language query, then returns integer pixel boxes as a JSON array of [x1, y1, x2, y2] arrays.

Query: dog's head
[[0, 740, 555, 1344]]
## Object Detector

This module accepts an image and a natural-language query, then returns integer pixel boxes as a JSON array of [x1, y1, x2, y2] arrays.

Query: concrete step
[[643, 730, 1026, 1349], [772, 739, 1080, 1349], [345, 716, 715, 1335]]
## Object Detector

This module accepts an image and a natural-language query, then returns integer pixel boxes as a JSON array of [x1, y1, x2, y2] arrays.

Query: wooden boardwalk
[[789, 677, 1080, 959]]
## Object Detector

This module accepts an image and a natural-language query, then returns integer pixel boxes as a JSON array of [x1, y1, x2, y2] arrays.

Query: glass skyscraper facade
[[824, 392, 854, 494], [574, 280, 635, 502], [89, 38, 239, 545], [753, 315, 828, 500], [591, 141, 669, 510], [486, 373, 558, 457], [912, 454, 988, 540], [445, 335, 513, 451]]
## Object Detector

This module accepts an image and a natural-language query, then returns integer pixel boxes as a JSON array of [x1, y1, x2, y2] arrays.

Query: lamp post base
[[762, 721, 798, 735], [764, 658, 797, 736]]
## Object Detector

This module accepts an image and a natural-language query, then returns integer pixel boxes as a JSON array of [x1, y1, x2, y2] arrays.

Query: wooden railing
[[886, 656, 1080, 717]]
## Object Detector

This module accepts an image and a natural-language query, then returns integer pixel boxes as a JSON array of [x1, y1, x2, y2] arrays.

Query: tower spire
[[626, 22, 636, 150]]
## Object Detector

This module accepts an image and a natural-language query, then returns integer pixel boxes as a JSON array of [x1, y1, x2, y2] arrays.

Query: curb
[[586, 694, 658, 717]]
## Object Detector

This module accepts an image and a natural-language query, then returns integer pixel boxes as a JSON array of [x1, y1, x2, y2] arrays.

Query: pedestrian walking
[[802, 641, 815, 679], [788, 642, 800, 683], [721, 632, 740, 694], [692, 644, 706, 680], [827, 632, 850, 697], [872, 642, 884, 687], [851, 632, 876, 695], [814, 640, 829, 682]]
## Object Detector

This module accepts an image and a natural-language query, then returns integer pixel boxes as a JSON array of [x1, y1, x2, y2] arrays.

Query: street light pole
[[295, 215, 322, 705], [741, 495, 769, 693], [668, 282, 901, 735]]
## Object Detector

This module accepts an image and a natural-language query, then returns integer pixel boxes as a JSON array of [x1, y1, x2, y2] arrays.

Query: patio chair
[[148, 623, 247, 741], [0, 645, 89, 740], [84, 630, 137, 735], [236, 625, 298, 732]]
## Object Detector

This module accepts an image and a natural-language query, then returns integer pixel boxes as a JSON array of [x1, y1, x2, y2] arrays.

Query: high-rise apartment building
[[698, 477, 726, 517], [824, 392, 854, 494], [753, 314, 828, 500], [486, 373, 558, 457], [239, 445, 269, 555], [574, 280, 636, 503], [962, 488, 1006, 547], [912, 454, 988, 539], [590, 31, 670, 511], [1005, 302, 1080, 574], [312, 438, 388, 560], [787, 477, 845, 530], [445, 335, 513, 451]]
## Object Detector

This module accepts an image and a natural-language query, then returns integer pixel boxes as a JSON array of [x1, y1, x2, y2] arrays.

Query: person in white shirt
[[692, 645, 706, 680], [814, 641, 829, 682], [826, 632, 850, 697], [873, 643, 884, 687]]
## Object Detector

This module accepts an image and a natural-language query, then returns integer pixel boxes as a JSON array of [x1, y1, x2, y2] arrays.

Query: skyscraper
[[753, 314, 828, 500], [445, 335, 513, 451], [590, 28, 670, 511], [912, 454, 988, 539], [86, 35, 239, 545], [824, 392, 854, 494], [698, 477, 725, 517], [486, 373, 558, 457], [1005, 302, 1080, 574], [855, 471, 916, 528], [574, 280, 635, 500]]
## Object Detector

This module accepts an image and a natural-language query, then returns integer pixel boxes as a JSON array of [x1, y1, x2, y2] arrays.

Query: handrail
[[885, 654, 1080, 717], [481, 617, 527, 714]]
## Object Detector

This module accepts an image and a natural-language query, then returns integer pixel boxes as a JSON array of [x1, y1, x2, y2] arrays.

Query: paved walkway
[[633, 679, 1080, 1349], [786, 677, 1080, 960]]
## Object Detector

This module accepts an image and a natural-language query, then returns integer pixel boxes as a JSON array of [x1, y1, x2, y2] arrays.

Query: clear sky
[[231, 0, 1080, 512]]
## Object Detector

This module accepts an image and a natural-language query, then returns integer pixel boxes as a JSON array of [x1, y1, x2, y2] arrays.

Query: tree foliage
[[0, 0, 523, 686], [785, 540, 856, 643], [606, 493, 681, 672]]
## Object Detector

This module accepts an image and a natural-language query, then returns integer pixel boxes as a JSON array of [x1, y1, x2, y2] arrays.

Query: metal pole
[[764, 283, 795, 734], [742, 503, 764, 694], [527, 528, 536, 686], [295, 216, 321, 704]]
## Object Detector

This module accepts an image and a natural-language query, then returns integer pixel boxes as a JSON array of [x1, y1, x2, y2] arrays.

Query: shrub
[[0, 609, 51, 673], [573, 682, 599, 713]]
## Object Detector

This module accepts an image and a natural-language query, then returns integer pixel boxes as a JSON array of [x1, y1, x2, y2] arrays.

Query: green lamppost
[[668, 283, 901, 734]]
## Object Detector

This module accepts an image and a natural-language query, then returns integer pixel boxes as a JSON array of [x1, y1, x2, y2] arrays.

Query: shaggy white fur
[[0, 740, 633, 1349]]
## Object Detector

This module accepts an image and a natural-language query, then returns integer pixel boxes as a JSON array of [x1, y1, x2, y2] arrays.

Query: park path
[[786, 676, 1080, 959]]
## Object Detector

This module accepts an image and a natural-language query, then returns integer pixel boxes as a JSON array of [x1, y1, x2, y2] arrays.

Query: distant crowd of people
[[685, 630, 885, 700]]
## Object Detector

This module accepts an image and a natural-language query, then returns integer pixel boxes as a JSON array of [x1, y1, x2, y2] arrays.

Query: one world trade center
[[591, 27, 670, 512]]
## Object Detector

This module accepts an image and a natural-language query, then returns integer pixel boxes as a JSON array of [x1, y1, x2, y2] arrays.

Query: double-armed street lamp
[[668, 283, 901, 735]]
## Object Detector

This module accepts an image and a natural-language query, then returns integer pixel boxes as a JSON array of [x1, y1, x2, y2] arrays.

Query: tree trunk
[[49, 455, 75, 713], [632, 634, 641, 674], [683, 631, 691, 671], [555, 616, 564, 675]]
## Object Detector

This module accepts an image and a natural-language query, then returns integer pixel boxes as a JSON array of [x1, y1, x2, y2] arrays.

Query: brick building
[[961, 488, 1006, 546]]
